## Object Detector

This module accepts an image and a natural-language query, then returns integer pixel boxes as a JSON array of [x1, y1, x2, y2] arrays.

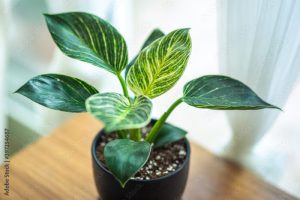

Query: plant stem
[[117, 73, 131, 103], [117, 130, 127, 139], [145, 98, 183, 143], [130, 129, 142, 141]]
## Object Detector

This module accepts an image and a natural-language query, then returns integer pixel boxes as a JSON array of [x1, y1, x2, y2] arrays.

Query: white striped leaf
[[126, 29, 192, 98], [86, 93, 152, 132], [125, 28, 165, 78], [44, 12, 128, 74], [15, 74, 98, 112], [183, 75, 280, 110]]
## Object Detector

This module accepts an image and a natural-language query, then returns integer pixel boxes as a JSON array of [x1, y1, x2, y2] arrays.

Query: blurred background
[[0, 0, 299, 198]]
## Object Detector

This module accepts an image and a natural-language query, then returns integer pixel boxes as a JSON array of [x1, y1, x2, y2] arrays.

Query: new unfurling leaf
[[125, 29, 165, 77], [127, 29, 191, 98]]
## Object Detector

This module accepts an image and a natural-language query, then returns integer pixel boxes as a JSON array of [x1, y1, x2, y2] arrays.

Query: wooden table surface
[[0, 114, 298, 200]]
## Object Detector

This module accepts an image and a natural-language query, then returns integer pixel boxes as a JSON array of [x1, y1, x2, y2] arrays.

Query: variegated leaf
[[127, 29, 192, 98], [15, 74, 98, 112], [86, 93, 152, 132], [125, 28, 165, 78], [182, 75, 280, 110], [44, 12, 128, 74]]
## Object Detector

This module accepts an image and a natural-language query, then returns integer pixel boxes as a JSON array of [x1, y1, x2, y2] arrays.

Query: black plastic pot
[[91, 121, 191, 200]]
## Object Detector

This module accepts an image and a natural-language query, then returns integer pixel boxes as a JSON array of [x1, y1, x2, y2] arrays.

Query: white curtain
[[217, 0, 300, 160], [0, 0, 8, 164]]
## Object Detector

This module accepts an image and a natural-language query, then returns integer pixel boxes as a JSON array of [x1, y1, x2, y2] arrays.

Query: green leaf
[[182, 75, 280, 110], [15, 74, 98, 112], [104, 139, 151, 187], [154, 123, 187, 148], [125, 28, 165, 78], [127, 28, 192, 98], [140, 28, 165, 49], [86, 93, 152, 132], [44, 12, 128, 74]]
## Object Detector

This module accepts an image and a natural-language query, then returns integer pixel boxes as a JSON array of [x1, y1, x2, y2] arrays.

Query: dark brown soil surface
[[96, 132, 187, 180]]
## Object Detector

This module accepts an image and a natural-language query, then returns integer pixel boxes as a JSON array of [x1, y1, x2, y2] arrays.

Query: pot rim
[[91, 123, 191, 183]]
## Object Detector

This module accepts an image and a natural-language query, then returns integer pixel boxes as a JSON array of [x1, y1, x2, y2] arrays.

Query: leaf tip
[[174, 28, 191, 36], [153, 28, 163, 32], [272, 105, 283, 111], [13, 88, 19, 94], [43, 13, 54, 25], [120, 181, 127, 188], [182, 28, 191, 32], [43, 13, 52, 19], [264, 100, 282, 111], [14, 86, 24, 94]]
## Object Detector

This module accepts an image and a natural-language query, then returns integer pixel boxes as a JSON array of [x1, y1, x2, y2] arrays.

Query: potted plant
[[16, 12, 279, 200]]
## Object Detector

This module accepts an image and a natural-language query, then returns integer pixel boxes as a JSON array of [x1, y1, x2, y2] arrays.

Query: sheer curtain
[[0, 0, 8, 164], [217, 0, 300, 163]]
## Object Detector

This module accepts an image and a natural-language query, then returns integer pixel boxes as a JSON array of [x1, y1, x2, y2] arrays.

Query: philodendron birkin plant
[[16, 12, 279, 188]]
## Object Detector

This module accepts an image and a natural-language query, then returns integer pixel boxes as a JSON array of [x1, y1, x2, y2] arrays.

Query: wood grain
[[0, 114, 298, 200]]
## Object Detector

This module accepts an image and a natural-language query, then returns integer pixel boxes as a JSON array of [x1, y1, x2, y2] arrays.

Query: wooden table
[[0, 114, 298, 200]]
